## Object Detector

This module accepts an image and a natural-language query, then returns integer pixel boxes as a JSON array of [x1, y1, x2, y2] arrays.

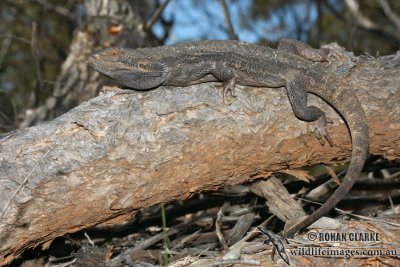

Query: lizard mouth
[[87, 55, 131, 77], [87, 54, 107, 68]]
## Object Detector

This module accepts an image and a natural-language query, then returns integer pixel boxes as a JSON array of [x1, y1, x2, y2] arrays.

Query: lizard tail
[[285, 87, 369, 238]]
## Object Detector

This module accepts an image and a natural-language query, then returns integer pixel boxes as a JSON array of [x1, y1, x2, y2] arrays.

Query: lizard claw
[[313, 116, 334, 146], [219, 78, 237, 105], [215, 84, 234, 105]]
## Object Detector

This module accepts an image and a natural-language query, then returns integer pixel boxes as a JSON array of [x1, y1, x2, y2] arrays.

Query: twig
[[223, 216, 275, 260], [344, 0, 379, 30], [30, 22, 44, 92], [219, 0, 238, 40], [216, 202, 229, 251], [0, 34, 31, 44], [258, 227, 290, 265], [171, 229, 201, 250], [293, 196, 400, 228], [0, 34, 11, 70], [131, 212, 208, 252], [84, 232, 95, 246], [232, 216, 275, 245], [30, 0, 75, 20], [377, 0, 400, 32], [144, 0, 171, 31]]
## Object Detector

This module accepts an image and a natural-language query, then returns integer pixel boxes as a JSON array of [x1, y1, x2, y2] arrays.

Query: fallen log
[[0, 46, 399, 265]]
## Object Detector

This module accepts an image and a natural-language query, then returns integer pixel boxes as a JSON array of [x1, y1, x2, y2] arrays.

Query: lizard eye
[[138, 62, 149, 70], [108, 48, 119, 57], [138, 62, 146, 69]]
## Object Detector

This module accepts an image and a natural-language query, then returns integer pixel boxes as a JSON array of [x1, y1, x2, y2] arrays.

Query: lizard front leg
[[211, 63, 238, 105]]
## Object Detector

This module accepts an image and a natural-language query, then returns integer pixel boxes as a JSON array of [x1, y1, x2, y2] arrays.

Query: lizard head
[[88, 47, 167, 89]]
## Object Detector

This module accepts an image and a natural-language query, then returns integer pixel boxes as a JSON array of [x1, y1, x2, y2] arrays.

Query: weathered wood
[[0, 49, 399, 265], [250, 177, 307, 222]]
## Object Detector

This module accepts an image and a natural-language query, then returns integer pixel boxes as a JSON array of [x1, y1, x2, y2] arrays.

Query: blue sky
[[153, 0, 318, 44]]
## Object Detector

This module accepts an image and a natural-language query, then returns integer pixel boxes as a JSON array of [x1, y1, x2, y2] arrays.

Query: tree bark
[[0, 46, 399, 265]]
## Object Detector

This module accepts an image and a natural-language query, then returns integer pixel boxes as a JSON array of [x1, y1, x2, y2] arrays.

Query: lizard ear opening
[[151, 62, 167, 73], [137, 62, 166, 72], [138, 62, 148, 70]]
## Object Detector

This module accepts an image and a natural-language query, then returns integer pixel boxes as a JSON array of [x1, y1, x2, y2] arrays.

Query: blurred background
[[0, 0, 399, 133]]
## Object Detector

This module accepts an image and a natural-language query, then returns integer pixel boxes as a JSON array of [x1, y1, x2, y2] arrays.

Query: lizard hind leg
[[285, 77, 333, 146]]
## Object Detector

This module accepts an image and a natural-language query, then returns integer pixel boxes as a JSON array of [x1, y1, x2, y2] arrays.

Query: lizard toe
[[314, 116, 334, 146]]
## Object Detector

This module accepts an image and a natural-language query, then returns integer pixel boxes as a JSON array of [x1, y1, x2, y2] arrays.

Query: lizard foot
[[313, 115, 333, 146], [216, 78, 237, 105]]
